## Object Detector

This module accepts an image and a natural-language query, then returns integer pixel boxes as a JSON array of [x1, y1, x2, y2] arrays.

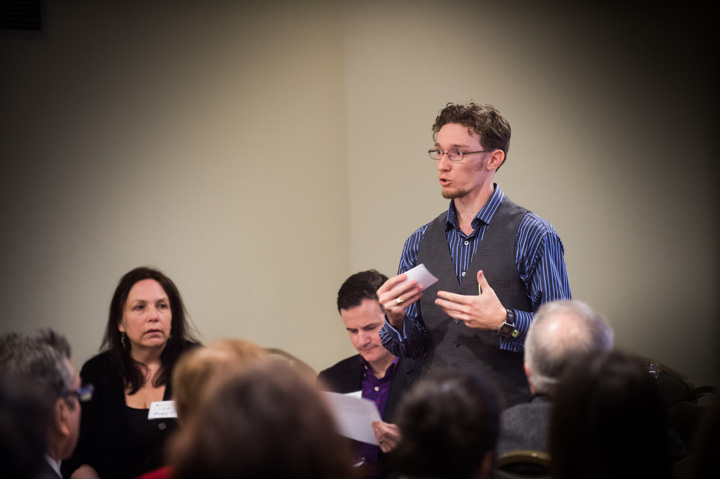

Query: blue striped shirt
[[380, 184, 572, 357]]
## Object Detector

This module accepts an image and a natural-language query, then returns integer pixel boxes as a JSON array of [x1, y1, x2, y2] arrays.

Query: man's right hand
[[376, 273, 423, 329]]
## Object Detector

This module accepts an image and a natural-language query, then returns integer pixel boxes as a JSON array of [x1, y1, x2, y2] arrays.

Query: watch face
[[498, 322, 514, 338]]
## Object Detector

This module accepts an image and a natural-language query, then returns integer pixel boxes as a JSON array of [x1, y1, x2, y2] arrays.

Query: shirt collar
[[446, 183, 506, 231], [45, 454, 62, 478], [360, 356, 399, 380]]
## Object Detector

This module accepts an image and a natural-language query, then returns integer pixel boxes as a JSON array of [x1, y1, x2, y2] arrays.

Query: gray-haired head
[[0, 329, 75, 412], [524, 300, 614, 395]]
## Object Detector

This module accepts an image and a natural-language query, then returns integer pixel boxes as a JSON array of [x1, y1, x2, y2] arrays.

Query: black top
[[62, 342, 195, 479]]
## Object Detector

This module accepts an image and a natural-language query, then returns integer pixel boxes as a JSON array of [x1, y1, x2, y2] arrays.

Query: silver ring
[[379, 439, 384, 444], [396, 297, 404, 305]]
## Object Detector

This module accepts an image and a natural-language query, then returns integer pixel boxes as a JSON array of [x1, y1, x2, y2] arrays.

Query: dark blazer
[[61, 346, 191, 479], [318, 355, 420, 424], [35, 459, 61, 479], [496, 394, 551, 456]]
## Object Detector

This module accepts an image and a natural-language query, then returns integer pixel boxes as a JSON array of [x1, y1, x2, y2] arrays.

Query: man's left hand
[[435, 270, 506, 330], [372, 421, 401, 453]]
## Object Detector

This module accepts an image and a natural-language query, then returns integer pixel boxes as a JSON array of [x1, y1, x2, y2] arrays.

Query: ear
[[53, 397, 71, 438], [486, 149, 505, 171], [523, 363, 535, 395]]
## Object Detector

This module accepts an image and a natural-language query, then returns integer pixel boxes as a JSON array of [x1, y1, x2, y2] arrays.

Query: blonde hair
[[172, 339, 267, 421], [170, 360, 359, 479]]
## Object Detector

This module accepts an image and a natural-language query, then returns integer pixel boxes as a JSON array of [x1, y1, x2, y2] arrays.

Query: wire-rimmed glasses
[[428, 148, 494, 161]]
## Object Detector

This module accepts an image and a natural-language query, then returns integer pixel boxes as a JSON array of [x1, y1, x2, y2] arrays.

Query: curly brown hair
[[432, 102, 511, 170]]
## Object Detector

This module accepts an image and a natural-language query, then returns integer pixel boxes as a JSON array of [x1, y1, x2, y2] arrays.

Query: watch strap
[[497, 309, 518, 338]]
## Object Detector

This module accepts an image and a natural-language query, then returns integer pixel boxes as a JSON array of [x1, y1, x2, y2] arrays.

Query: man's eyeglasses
[[64, 384, 94, 403], [428, 148, 494, 162]]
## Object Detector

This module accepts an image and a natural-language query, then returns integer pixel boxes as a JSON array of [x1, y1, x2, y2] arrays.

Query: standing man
[[378, 102, 571, 407], [319, 270, 421, 479], [0, 329, 88, 479]]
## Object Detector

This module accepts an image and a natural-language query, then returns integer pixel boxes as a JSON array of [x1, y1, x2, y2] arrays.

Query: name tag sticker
[[148, 400, 177, 420]]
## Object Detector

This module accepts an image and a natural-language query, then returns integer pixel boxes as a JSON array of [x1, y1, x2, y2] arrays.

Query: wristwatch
[[497, 309, 518, 339]]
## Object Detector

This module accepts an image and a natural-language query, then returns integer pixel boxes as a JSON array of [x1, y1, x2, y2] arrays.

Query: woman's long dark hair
[[101, 266, 199, 394]]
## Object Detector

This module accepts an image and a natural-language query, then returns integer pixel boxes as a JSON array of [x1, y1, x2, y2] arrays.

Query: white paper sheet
[[397, 263, 438, 290], [323, 391, 381, 445]]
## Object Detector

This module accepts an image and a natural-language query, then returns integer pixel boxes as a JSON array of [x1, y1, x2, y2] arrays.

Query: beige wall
[[1, 1, 717, 387]]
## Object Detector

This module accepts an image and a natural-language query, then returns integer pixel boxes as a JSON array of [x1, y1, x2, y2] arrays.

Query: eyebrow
[[434, 142, 471, 149], [128, 297, 168, 305], [347, 323, 382, 331]]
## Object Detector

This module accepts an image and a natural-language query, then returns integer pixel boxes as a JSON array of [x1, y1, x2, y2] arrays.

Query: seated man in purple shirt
[[318, 270, 421, 479]]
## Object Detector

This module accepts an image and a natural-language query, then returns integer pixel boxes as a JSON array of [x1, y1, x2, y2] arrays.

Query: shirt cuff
[[498, 309, 531, 352], [382, 313, 407, 340]]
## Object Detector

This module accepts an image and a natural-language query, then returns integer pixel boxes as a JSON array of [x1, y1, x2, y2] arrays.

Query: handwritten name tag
[[148, 400, 177, 420]]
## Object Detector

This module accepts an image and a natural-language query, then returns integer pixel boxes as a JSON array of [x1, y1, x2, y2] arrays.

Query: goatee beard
[[442, 188, 463, 200]]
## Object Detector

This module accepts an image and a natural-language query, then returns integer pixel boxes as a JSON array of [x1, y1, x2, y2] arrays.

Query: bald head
[[524, 300, 613, 395]]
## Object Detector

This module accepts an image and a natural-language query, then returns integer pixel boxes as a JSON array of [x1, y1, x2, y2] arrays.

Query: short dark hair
[[432, 102, 511, 169], [550, 351, 672, 479], [102, 266, 199, 393], [393, 370, 501, 479], [336, 269, 388, 312], [0, 329, 76, 420], [0, 375, 49, 479]]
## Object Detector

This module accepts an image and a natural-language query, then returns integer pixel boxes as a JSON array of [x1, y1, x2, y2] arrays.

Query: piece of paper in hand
[[323, 391, 381, 445], [397, 263, 438, 290]]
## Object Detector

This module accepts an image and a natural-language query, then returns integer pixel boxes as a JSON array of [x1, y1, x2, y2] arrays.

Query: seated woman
[[63, 266, 200, 479]]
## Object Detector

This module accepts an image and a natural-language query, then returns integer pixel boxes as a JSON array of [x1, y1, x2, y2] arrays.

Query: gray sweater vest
[[417, 197, 532, 407]]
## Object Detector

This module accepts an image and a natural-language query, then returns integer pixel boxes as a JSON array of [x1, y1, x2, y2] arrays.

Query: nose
[[359, 331, 372, 346], [436, 153, 452, 171], [147, 306, 160, 321]]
